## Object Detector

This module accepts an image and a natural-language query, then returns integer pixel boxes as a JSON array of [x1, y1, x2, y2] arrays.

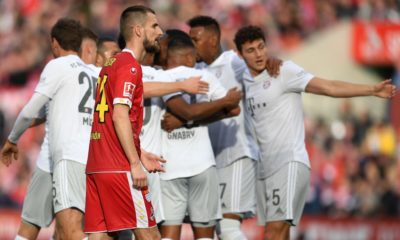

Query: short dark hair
[[167, 30, 194, 52], [234, 25, 266, 52], [82, 27, 98, 44], [50, 18, 83, 52], [187, 15, 220, 36], [120, 5, 155, 41], [97, 37, 116, 49]]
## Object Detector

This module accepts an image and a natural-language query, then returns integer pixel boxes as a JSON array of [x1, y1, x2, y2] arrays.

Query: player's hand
[[373, 79, 397, 98], [130, 163, 148, 189], [161, 112, 184, 132], [1, 140, 19, 167], [181, 76, 209, 94], [225, 107, 241, 117], [223, 87, 243, 109], [141, 149, 166, 173], [265, 57, 282, 78]]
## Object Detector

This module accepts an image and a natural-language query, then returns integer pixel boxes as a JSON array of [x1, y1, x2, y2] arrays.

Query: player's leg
[[160, 177, 188, 240], [133, 227, 160, 240], [53, 160, 86, 239], [216, 158, 256, 240], [17, 167, 54, 239], [257, 162, 310, 240], [88, 172, 158, 239], [188, 166, 221, 239]]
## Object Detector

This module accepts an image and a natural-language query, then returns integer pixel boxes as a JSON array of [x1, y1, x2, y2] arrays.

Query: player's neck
[[58, 49, 78, 57], [206, 47, 223, 65], [125, 42, 145, 62]]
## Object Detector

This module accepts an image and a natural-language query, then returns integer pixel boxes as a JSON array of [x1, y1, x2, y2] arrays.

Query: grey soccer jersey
[[243, 61, 314, 179], [204, 50, 259, 168]]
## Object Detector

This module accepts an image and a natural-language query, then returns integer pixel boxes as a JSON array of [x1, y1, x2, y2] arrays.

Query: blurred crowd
[[0, 0, 399, 218]]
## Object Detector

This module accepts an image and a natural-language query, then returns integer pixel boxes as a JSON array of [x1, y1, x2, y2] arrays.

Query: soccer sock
[[15, 236, 28, 240], [196, 238, 213, 240], [218, 218, 247, 240]]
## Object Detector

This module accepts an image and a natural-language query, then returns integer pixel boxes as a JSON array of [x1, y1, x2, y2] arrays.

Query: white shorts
[[21, 167, 54, 227], [217, 157, 256, 218], [147, 172, 165, 223], [53, 160, 86, 213], [160, 166, 221, 224], [256, 161, 310, 226]]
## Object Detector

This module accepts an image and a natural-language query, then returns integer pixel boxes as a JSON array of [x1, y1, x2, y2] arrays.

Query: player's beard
[[143, 36, 160, 54]]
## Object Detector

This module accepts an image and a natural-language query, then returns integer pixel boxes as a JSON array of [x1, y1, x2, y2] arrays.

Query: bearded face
[[143, 35, 160, 53]]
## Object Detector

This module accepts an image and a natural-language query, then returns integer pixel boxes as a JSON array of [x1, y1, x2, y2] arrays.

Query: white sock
[[15, 236, 28, 240], [218, 218, 247, 240], [196, 238, 213, 240]]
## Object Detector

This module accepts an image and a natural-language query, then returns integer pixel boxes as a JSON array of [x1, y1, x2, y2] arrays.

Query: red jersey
[[86, 49, 143, 173]]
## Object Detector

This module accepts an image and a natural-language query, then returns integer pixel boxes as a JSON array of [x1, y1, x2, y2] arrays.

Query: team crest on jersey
[[123, 82, 136, 98], [131, 67, 137, 74], [263, 80, 271, 89]]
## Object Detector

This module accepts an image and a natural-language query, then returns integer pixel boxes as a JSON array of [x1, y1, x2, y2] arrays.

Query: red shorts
[[84, 172, 156, 233]]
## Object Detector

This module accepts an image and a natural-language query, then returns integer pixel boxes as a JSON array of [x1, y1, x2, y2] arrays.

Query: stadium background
[[0, 0, 399, 239]]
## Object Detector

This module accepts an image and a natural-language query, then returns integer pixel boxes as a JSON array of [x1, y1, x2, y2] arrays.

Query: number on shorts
[[219, 183, 227, 199], [142, 98, 152, 126], [272, 189, 280, 206], [52, 179, 56, 198]]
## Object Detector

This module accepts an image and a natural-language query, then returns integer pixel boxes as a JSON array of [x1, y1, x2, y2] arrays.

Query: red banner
[[352, 21, 400, 65]]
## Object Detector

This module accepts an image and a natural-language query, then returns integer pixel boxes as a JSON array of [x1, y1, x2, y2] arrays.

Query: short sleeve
[[34, 60, 63, 99], [231, 53, 247, 83], [282, 61, 314, 93], [112, 63, 141, 108]]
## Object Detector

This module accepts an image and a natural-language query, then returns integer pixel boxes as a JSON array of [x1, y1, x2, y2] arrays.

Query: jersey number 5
[[95, 75, 109, 123]]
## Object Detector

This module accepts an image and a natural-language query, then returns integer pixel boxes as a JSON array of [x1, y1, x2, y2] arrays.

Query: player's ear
[[210, 34, 218, 47], [134, 25, 143, 38]]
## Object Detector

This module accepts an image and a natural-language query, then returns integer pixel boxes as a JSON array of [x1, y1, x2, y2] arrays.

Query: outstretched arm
[[1, 93, 49, 167], [305, 78, 396, 98], [143, 76, 209, 98]]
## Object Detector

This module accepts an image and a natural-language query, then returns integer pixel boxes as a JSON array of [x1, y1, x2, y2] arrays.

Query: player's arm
[[165, 87, 242, 121], [1, 93, 49, 166], [113, 104, 147, 188], [305, 78, 396, 98], [161, 107, 240, 132], [30, 105, 46, 127], [143, 76, 209, 98]]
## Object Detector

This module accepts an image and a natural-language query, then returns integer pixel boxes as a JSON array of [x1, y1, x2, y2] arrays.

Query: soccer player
[[81, 27, 99, 68], [159, 31, 242, 240], [84, 6, 163, 240], [96, 37, 120, 67], [187, 16, 279, 240], [234, 25, 396, 240], [1, 18, 99, 239]]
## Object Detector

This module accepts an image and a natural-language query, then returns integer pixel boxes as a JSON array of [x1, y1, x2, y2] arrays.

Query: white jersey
[[160, 66, 227, 180], [36, 119, 52, 173], [87, 64, 101, 77], [35, 55, 98, 164], [243, 61, 314, 179], [140, 66, 172, 155], [204, 50, 259, 168]]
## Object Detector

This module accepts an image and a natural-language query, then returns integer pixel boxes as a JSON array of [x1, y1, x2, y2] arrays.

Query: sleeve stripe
[[113, 98, 132, 109]]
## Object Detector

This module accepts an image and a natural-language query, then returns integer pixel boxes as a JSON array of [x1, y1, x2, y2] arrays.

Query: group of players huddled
[[1, 5, 396, 240]]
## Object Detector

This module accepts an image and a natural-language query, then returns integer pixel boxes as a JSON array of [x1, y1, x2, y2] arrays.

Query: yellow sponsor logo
[[91, 132, 101, 140], [104, 57, 116, 67]]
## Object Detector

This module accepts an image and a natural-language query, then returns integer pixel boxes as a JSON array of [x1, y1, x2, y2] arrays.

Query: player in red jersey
[[84, 5, 163, 240]]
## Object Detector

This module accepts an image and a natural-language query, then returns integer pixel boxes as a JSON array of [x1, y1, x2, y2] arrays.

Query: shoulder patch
[[104, 57, 116, 67]]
